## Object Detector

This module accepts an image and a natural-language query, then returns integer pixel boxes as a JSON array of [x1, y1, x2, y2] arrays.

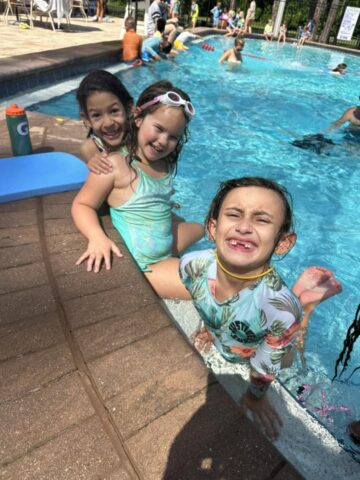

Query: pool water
[[28, 37, 360, 460]]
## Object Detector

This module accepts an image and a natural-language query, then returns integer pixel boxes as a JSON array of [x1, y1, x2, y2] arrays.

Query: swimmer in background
[[331, 99, 360, 130], [219, 37, 244, 64], [331, 63, 347, 75]]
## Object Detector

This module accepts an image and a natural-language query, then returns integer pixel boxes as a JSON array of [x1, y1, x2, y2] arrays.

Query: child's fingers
[[99, 158, 113, 173], [93, 255, 103, 273], [76, 251, 90, 265], [104, 252, 112, 270], [87, 254, 97, 272], [111, 243, 123, 258], [89, 166, 102, 175]]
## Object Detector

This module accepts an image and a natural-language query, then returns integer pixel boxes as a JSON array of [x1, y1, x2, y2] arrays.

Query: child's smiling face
[[83, 91, 127, 149], [135, 105, 186, 164], [208, 186, 293, 276]]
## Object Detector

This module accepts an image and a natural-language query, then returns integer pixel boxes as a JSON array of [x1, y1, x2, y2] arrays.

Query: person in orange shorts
[[122, 16, 143, 66]]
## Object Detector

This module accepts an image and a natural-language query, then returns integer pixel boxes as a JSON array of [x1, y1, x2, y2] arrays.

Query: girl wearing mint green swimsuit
[[72, 80, 203, 282]]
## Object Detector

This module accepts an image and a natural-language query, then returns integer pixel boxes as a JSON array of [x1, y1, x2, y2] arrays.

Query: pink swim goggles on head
[[137, 91, 195, 119]]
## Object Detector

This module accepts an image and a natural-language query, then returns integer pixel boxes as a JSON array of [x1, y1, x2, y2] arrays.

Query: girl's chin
[[102, 134, 123, 147], [145, 147, 162, 161]]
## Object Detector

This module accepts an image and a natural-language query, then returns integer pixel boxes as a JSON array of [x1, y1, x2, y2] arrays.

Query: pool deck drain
[[0, 24, 359, 479]]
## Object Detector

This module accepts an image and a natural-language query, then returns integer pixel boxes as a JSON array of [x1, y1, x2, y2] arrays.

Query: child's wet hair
[[206, 177, 294, 241], [125, 16, 136, 30], [76, 70, 133, 117], [157, 17, 166, 33], [127, 80, 191, 168], [235, 37, 245, 48]]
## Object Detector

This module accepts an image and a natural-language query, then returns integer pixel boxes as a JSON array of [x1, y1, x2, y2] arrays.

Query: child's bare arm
[[219, 50, 230, 63], [331, 108, 352, 129], [71, 172, 122, 272]]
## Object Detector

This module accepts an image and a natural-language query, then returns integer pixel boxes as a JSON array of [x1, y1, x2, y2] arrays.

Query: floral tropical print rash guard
[[179, 249, 302, 397]]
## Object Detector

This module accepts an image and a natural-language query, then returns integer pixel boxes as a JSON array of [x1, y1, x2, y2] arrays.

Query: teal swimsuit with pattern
[[180, 249, 302, 397], [110, 161, 174, 271]]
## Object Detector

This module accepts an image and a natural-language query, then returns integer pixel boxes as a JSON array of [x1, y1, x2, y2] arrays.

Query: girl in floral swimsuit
[[179, 177, 342, 440]]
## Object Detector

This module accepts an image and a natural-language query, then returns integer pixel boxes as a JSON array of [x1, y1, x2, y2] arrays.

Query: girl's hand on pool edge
[[240, 390, 283, 441], [76, 237, 122, 272], [88, 152, 113, 175]]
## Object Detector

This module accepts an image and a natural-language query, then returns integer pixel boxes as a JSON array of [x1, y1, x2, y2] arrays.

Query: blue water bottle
[[5, 104, 33, 156]]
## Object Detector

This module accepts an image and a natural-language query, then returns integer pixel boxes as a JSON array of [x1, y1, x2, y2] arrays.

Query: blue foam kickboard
[[0, 152, 88, 203]]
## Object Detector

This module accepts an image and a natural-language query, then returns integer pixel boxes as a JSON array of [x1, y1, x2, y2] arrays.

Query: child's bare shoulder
[[109, 152, 135, 186], [80, 138, 98, 162]]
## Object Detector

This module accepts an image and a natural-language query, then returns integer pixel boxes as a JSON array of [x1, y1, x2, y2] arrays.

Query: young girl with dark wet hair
[[178, 177, 342, 439], [72, 80, 203, 276], [76, 70, 134, 175]]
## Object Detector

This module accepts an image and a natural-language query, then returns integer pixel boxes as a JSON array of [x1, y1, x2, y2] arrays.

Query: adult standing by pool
[[244, 0, 256, 34], [146, 0, 178, 36]]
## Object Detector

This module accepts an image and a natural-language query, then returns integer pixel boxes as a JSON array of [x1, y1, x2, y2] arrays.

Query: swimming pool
[[27, 37, 360, 464]]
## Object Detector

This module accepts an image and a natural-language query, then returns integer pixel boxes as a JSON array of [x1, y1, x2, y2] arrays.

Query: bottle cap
[[5, 104, 25, 116]]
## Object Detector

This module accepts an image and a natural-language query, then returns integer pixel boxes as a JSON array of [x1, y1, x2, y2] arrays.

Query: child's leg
[[144, 257, 191, 299], [165, 22, 176, 37], [171, 215, 204, 255], [168, 27, 178, 45]]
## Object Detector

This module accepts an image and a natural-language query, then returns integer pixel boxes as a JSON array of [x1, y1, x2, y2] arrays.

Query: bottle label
[[17, 122, 29, 136]]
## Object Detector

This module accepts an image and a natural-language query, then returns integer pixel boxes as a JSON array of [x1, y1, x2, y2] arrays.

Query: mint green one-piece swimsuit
[[110, 161, 174, 271]]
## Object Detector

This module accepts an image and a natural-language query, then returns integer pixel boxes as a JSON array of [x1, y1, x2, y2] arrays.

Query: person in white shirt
[[146, 0, 178, 37]]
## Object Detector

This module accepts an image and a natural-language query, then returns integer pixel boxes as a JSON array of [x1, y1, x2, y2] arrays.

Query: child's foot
[[292, 268, 342, 354], [299, 276, 342, 311], [292, 266, 333, 298]]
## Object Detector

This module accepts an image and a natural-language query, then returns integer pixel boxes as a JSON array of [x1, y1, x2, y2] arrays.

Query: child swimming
[[76, 70, 134, 175], [331, 63, 347, 75], [72, 80, 204, 281], [219, 37, 244, 64], [178, 177, 342, 439]]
